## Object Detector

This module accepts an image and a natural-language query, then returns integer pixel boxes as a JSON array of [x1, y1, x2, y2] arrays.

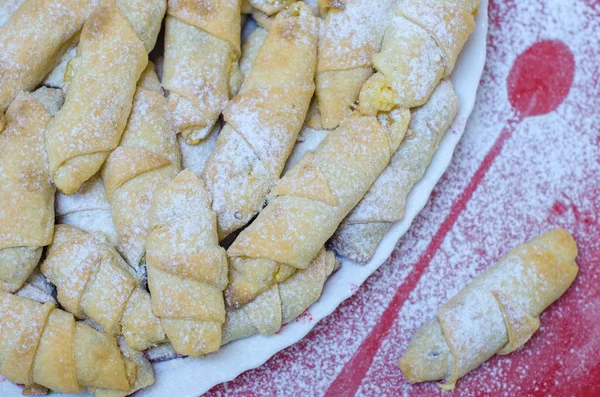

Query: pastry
[[399, 229, 578, 389], [176, 26, 267, 179], [226, 109, 410, 309], [359, 0, 477, 115], [163, 0, 242, 144], [0, 0, 93, 111], [316, 0, 393, 129], [102, 63, 181, 271], [0, 291, 146, 394], [41, 225, 166, 351], [45, 0, 166, 195], [146, 170, 228, 357], [202, 1, 318, 240], [330, 79, 459, 263], [0, 88, 63, 292], [223, 249, 338, 343]]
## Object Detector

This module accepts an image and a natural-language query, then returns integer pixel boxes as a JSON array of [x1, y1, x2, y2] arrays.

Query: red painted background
[[208, 1, 600, 395]]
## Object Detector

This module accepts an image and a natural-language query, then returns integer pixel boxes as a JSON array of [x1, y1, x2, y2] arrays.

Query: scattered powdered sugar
[[207, 1, 600, 396]]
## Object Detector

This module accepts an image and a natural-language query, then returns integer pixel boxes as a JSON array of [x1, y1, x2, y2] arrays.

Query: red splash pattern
[[207, 1, 600, 396]]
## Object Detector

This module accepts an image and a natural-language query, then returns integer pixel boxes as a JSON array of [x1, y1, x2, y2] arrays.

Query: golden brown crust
[[146, 170, 228, 357], [0, 292, 136, 393], [46, 0, 164, 195], [222, 249, 338, 343], [41, 225, 166, 351], [163, 0, 242, 143], [0, 0, 93, 111], [330, 79, 459, 263], [399, 229, 578, 388], [359, 0, 476, 114]]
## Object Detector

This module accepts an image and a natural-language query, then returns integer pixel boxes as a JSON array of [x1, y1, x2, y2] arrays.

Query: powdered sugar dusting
[[0, 0, 94, 110], [55, 175, 118, 246], [202, 9, 318, 238], [318, 0, 393, 71], [206, 1, 598, 396], [0, 0, 25, 27]]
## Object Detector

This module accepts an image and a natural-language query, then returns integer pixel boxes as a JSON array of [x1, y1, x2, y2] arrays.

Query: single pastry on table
[[329, 79, 459, 263], [225, 108, 410, 310], [163, 0, 242, 145], [359, 0, 478, 115], [0, 0, 93, 111], [102, 63, 181, 272], [202, 1, 318, 240], [0, 291, 153, 396], [45, 0, 166, 195], [0, 88, 63, 293], [399, 229, 578, 390], [41, 225, 166, 352], [146, 170, 228, 357], [316, 0, 394, 129]]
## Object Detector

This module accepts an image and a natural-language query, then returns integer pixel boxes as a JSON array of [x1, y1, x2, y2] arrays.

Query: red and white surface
[[207, 1, 600, 396]]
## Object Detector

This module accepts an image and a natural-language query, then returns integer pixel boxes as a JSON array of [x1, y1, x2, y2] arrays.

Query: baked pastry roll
[[0, 89, 63, 292], [0, 0, 93, 111], [330, 79, 459, 263], [359, 0, 478, 115], [45, 0, 166, 195], [222, 249, 338, 343], [55, 174, 118, 246], [41, 225, 166, 351], [316, 0, 394, 129], [102, 63, 181, 271], [176, 25, 268, 177], [399, 229, 578, 389], [163, 0, 242, 144], [202, 2, 318, 240], [226, 110, 410, 309], [0, 291, 145, 394], [146, 170, 228, 357]]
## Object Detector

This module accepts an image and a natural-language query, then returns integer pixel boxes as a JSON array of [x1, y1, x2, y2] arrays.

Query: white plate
[[0, 2, 488, 396]]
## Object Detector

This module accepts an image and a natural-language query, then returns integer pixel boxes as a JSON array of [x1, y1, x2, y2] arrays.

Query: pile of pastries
[[0, 0, 579, 395]]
